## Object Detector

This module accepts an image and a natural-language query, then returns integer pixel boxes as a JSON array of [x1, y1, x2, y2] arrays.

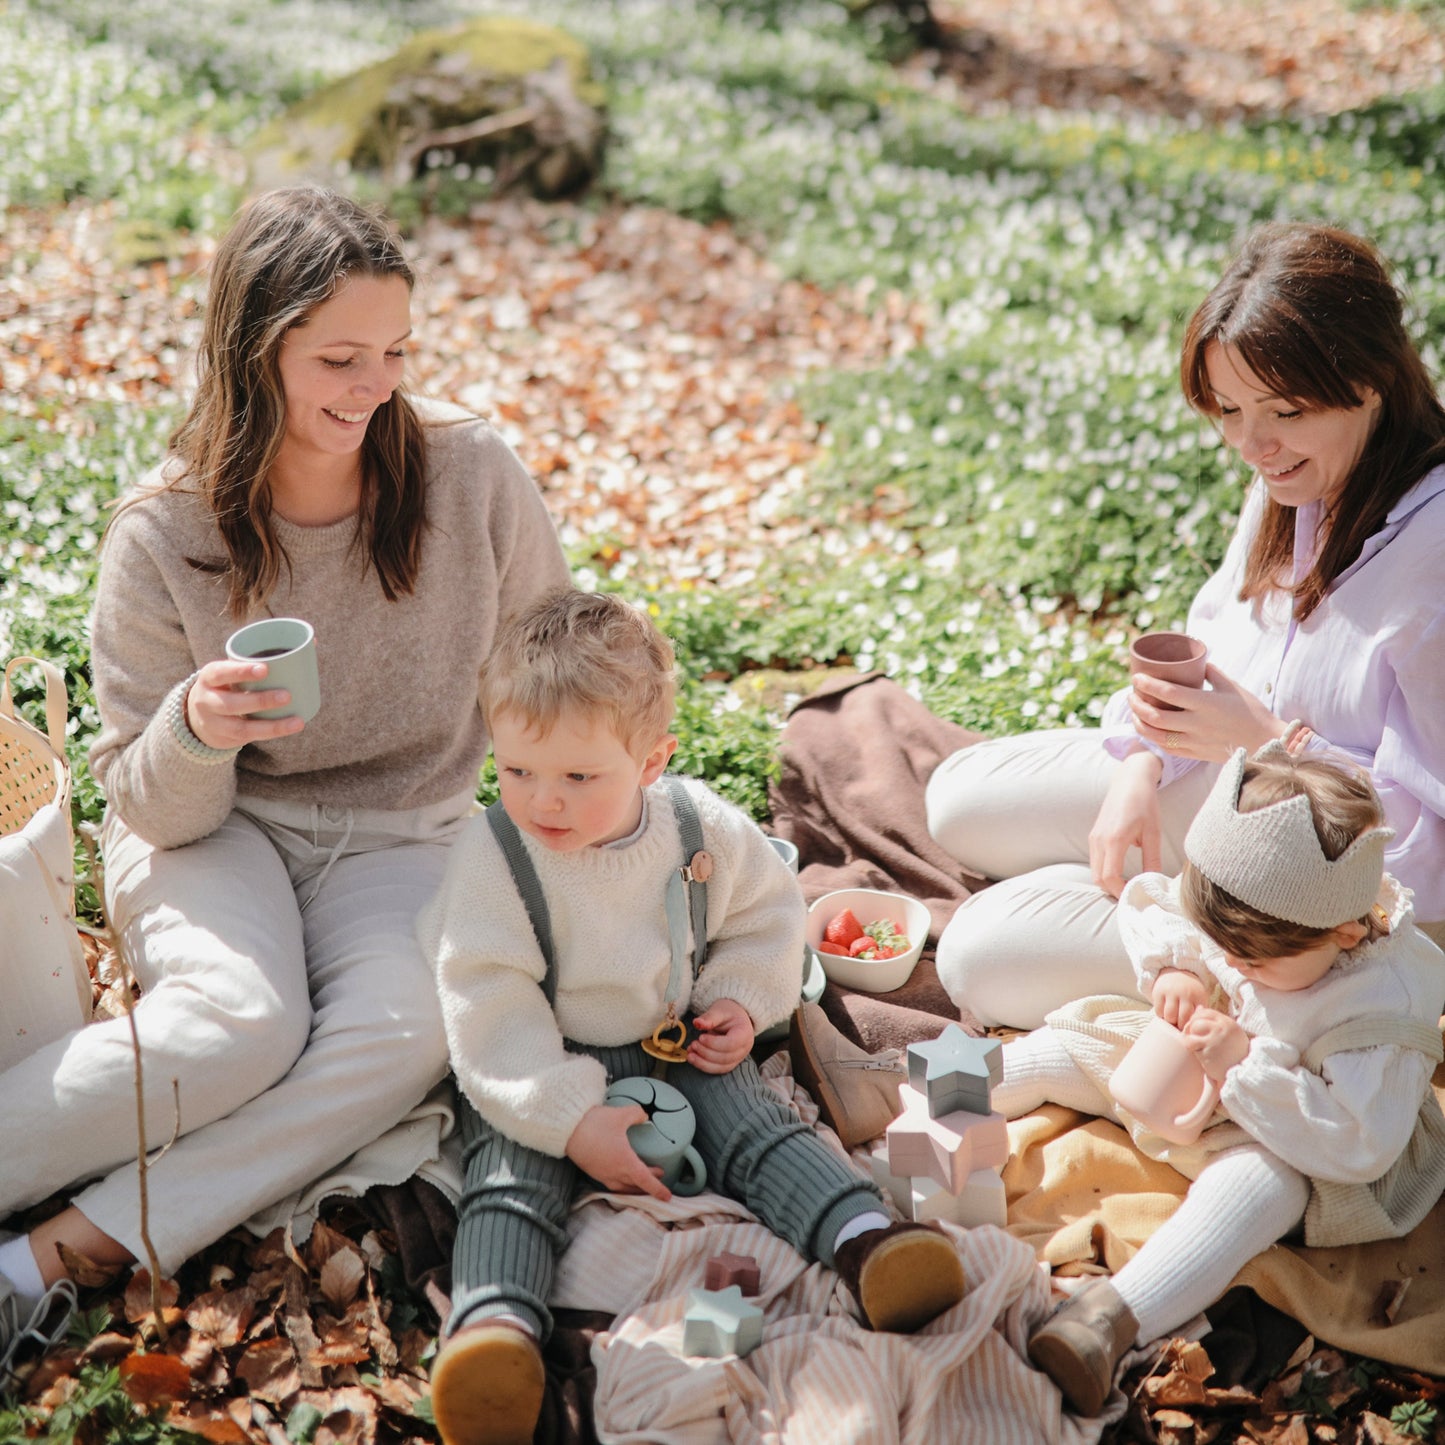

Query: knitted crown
[[1183, 737, 1393, 929]]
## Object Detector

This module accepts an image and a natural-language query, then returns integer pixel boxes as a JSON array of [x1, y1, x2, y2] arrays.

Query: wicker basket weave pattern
[[0, 657, 69, 841]]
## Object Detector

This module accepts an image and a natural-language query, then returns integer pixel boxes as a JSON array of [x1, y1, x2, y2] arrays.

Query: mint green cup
[[225, 617, 320, 722]]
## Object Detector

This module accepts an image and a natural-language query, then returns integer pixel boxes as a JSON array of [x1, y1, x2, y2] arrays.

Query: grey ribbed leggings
[[448, 1041, 883, 1341]]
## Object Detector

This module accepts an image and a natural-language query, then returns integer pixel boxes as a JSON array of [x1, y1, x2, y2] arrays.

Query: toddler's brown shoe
[[430, 1320, 545, 1445], [833, 1221, 966, 1332], [1027, 1278, 1139, 1415], [789, 1002, 905, 1149]]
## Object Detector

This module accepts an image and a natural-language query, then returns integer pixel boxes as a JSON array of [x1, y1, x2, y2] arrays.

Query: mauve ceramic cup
[[1108, 1015, 1221, 1145], [1129, 631, 1207, 710], [225, 617, 320, 722]]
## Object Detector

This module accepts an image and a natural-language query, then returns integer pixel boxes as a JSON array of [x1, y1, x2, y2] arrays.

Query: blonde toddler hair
[[480, 589, 677, 757]]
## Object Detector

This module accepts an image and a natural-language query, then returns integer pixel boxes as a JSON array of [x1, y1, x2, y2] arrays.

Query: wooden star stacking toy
[[906, 1026, 1003, 1118], [885, 1084, 1008, 1193], [911, 1168, 1007, 1228], [682, 1286, 765, 1358], [704, 1252, 761, 1295], [867, 1026, 1012, 1228]]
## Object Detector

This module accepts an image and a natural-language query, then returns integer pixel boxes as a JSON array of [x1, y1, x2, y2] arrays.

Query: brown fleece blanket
[[768, 670, 989, 1050]]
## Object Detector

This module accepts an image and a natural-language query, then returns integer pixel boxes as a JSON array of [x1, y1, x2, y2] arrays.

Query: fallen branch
[[81, 822, 176, 1342], [392, 103, 539, 183]]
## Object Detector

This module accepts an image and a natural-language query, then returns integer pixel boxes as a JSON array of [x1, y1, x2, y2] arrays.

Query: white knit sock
[[993, 1029, 1111, 1118], [1112, 1145, 1309, 1342], [0, 1236, 47, 1310], [833, 1211, 893, 1252]]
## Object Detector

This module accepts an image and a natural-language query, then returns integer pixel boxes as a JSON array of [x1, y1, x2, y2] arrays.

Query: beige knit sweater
[[89, 404, 570, 849], [419, 777, 807, 1157]]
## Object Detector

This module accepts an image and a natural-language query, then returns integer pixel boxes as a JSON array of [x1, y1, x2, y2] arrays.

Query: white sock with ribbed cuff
[[832, 1210, 893, 1253]]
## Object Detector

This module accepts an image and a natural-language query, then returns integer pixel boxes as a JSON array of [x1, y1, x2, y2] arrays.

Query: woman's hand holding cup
[[187, 616, 321, 750], [185, 658, 307, 750], [1131, 661, 1291, 763]]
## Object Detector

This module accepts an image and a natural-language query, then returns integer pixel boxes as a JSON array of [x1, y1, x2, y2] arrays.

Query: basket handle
[[2, 656, 69, 755]]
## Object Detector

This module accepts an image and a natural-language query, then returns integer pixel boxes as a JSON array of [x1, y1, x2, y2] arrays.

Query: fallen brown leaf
[[79, 1330, 136, 1363], [1154, 1407, 1199, 1443], [186, 1284, 258, 1347], [1360, 1411, 1418, 1444], [236, 1335, 302, 1407], [162, 1404, 252, 1444], [318, 1248, 366, 1312], [57, 1240, 125, 1289], [123, 1268, 181, 1325], [119, 1350, 192, 1408], [299, 1383, 381, 1445]]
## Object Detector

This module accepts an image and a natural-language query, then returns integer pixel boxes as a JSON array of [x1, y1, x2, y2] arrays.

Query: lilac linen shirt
[[1101, 464, 1445, 922]]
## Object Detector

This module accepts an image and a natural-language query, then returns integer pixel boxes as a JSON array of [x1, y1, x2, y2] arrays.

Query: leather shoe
[[833, 1221, 966, 1332], [1027, 1278, 1139, 1415], [430, 1320, 545, 1445], [789, 1001, 905, 1149]]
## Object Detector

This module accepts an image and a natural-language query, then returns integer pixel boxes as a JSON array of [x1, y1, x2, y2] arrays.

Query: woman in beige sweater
[[0, 187, 569, 1361]]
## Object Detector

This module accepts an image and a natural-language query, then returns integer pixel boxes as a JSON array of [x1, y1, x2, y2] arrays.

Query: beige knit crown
[[1183, 737, 1392, 929]]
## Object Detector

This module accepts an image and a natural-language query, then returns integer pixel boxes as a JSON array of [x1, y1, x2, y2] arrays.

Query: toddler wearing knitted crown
[[994, 730, 1445, 1415]]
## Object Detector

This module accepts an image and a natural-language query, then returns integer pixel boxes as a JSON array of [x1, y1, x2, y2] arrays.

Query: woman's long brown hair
[[129, 186, 429, 616], [1180, 223, 1445, 621]]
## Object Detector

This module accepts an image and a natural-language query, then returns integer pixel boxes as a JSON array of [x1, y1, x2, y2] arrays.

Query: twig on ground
[[81, 821, 177, 1342]]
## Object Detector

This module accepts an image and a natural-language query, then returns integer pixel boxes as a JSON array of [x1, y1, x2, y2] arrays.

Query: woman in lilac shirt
[[927, 223, 1445, 1029]]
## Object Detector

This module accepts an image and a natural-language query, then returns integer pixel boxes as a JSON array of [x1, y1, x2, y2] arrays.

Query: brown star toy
[[704, 1251, 761, 1295]]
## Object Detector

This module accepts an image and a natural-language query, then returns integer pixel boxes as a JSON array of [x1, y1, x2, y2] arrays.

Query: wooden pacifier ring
[[642, 1018, 690, 1063]]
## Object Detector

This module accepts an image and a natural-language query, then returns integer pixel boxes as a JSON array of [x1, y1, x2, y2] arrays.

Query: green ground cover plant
[[3, 0, 1445, 815]]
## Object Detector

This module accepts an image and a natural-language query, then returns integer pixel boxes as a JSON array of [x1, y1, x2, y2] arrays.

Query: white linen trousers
[[925, 728, 1219, 1029], [0, 790, 469, 1275]]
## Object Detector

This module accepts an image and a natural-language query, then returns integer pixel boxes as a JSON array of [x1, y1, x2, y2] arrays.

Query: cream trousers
[[925, 729, 1218, 1029], [0, 791, 468, 1275]]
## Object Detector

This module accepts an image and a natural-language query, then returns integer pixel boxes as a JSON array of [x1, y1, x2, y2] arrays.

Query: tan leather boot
[[788, 1002, 905, 1149], [1027, 1278, 1139, 1416], [833, 1221, 967, 1332], [430, 1320, 546, 1445]]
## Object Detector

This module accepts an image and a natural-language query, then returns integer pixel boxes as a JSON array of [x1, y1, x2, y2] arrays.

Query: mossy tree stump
[[248, 16, 606, 200]]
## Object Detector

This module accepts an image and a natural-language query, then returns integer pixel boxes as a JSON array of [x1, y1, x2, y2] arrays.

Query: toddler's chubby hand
[[688, 997, 754, 1074], [565, 1104, 671, 1201], [1180, 1007, 1249, 1082], [1151, 968, 1209, 1028]]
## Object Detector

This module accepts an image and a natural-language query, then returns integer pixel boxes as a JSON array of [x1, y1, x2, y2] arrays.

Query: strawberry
[[816, 940, 851, 957], [871, 944, 900, 959], [848, 935, 877, 957], [824, 908, 865, 949]]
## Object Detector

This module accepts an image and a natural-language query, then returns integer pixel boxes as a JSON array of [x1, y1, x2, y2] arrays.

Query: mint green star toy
[[907, 1024, 1003, 1118], [682, 1285, 764, 1358]]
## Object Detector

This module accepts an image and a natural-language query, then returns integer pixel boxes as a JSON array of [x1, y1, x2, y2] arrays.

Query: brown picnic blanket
[[767, 670, 1445, 1379]]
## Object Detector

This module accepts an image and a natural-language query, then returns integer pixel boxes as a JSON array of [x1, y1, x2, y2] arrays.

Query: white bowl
[[805, 888, 929, 994]]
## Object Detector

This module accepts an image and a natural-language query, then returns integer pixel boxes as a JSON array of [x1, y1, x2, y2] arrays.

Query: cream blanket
[[556, 1054, 1121, 1444]]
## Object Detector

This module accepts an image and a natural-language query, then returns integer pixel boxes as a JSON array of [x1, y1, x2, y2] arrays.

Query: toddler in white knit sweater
[[1006, 740, 1445, 1416], [419, 590, 965, 1445]]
